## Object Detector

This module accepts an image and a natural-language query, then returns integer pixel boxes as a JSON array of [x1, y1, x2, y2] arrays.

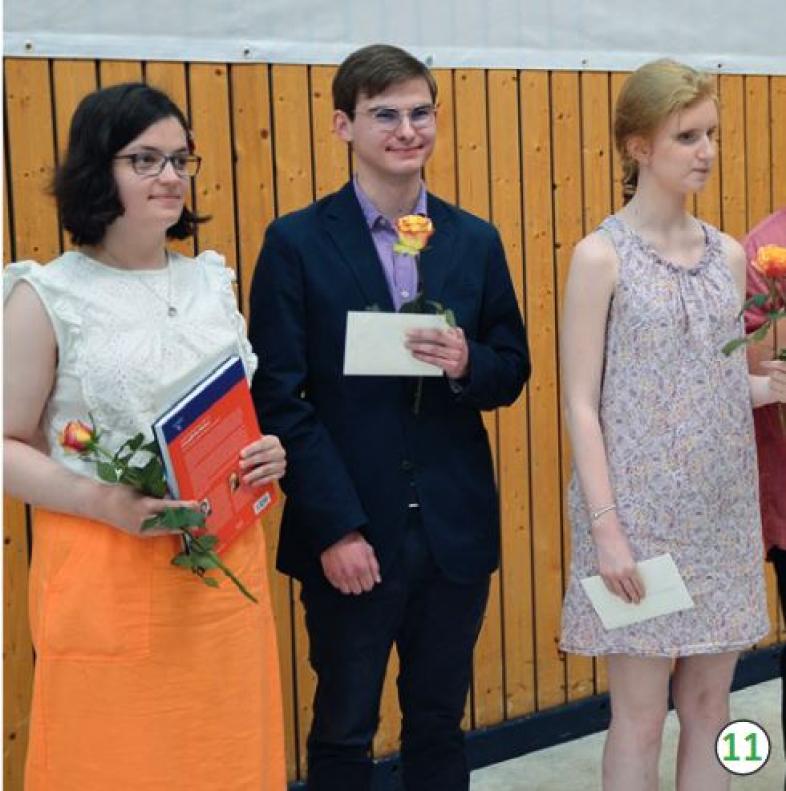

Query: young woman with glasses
[[4, 83, 287, 790]]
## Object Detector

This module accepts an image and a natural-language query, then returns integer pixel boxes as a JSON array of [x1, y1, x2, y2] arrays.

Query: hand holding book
[[58, 417, 261, 602]]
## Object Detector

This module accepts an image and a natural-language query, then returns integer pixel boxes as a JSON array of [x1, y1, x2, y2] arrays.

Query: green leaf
[[140, 441, 161, 455], [96, 461, 120, 483], [172, 552, 201, 569], [160, 507, 205, 531], [141, 515, 163, 531], [191, 552, 220, 570], [138, 457, 167, 497], [201, 576, 220, 588], [192, 534, 219, 551]]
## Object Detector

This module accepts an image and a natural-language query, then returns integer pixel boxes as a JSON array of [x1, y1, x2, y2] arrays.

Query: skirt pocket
[[32, 510, 154, 660]]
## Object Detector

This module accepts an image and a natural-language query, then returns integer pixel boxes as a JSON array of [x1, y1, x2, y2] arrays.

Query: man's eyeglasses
[[114, 151, 202, 178], [358, 105, 437, 131]]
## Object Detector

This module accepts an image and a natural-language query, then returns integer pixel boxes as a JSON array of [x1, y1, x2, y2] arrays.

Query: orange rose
[[753, 245, 786, 279], [58, 420, 98, 454], [394, 214, 434, 256]]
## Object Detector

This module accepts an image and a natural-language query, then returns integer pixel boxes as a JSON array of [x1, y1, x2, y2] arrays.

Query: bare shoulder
[[569, 231, 619, 286], [718, 231, 746, 270], [717, 230, 747, 301]]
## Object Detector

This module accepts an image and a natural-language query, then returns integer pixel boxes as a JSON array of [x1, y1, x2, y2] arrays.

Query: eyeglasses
[[114, 151, 202, 178], [358, 104, 437, 131]]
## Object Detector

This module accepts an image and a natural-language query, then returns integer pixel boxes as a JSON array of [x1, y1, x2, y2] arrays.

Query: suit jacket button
[[401, 460, 414, 471]]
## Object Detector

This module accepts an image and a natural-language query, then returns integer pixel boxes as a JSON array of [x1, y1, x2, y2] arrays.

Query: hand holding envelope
[[343, 311, 450, 376], [581, 554, 695, 630]]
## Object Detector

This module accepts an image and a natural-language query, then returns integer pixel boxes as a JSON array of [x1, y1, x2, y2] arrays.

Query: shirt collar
[[353, 176, 427, 230]]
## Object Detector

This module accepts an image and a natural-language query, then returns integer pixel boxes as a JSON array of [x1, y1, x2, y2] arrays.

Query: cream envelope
[[580, 553, 695, 630], [343, 311, 449, 377]]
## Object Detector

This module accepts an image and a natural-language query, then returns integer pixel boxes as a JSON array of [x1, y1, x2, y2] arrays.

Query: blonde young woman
[[559, 60, 786, 791]]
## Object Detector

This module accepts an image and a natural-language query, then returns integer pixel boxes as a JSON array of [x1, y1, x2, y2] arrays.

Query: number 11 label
[[715, 720, 771, 776]]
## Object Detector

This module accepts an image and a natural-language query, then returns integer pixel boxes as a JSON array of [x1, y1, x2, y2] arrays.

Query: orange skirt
[[25, 509, 286, 790]]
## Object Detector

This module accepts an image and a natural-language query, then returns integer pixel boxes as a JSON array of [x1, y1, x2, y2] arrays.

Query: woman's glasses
[[114, 151, 202, 178]]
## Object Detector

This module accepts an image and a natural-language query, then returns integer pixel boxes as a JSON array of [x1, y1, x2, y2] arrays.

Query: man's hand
[[320, 531, 382, 595], [406, 326, 469, 380]]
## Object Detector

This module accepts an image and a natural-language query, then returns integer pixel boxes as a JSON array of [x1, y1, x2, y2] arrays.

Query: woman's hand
[[239, 434, 286, 486], [592, 519, 645, 604], [95, 483, 199, 537]]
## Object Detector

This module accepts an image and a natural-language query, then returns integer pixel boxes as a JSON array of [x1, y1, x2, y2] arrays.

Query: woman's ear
[[627, 135, 651, 166], [333, 110, 353, 143]]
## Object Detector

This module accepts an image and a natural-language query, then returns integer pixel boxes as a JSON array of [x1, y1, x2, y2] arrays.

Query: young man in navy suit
[[249, 44, 530, 791]]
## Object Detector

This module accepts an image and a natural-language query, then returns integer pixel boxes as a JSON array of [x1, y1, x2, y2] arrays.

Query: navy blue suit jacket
[[248, 182, 530, 583]]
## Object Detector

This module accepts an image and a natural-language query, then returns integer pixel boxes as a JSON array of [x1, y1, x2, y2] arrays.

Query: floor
[[471, 680, 783, 790]]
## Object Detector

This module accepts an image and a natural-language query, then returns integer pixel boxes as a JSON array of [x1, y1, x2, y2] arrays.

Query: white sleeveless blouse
[[4, 250, 257, 480]]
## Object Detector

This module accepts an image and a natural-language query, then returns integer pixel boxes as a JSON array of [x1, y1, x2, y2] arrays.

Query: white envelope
[[580, 553, 695, 630], [343, 311, 449, 377]]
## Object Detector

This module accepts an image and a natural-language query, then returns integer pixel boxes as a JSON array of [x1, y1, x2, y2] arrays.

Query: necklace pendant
[[167, 305, 178, 318]]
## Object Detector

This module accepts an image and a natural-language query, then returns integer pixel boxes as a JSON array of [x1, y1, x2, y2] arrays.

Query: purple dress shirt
[[353, 178, 427, 311]]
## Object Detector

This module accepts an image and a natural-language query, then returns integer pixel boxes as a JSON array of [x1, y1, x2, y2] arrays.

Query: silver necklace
[[84, 246, 178, 317], [134, 254, 178, 317]]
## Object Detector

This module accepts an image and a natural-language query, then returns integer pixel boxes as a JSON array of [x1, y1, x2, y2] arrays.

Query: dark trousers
[[770, 547, 786, 754], [300, 510, 490, 791]]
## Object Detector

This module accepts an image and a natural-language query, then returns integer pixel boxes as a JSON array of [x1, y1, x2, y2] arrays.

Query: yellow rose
[[58, 420, 98, 454], [753, 245, 786, 279], [394, 214, 434, 256]]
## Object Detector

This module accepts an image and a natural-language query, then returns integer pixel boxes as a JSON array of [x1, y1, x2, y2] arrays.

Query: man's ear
[[627, 135, 651, 166], [333, 110, 353, 143]]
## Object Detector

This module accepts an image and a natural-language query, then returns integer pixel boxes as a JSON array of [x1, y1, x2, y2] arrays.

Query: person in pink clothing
[[742, 206, 786, 749]]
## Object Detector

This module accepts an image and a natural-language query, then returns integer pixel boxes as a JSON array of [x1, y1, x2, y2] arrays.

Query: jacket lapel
[[419, 194, 457, 304], [324, 183, 395, 311]]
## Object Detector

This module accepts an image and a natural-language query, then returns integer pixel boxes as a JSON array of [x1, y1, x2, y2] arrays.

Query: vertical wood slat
[[453, 68, 504, 729], [5, 60, 60, 262], [425, 70, 457, 203], [269, 64, 317, 780], [144, 61, 196, 259], [488, 70, 536, 719], [98, 60, 143, 86], [551, 71, 594, 703], [719, 75, 747, 240], [50, 60, 98, 253], [310, 65, 348, 200], [521, 70, 565, 710], [772, 77, 786, 208], [189, 65, 237, 267]]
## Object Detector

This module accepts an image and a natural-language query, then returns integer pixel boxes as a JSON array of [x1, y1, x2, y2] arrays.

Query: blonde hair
[[614, 59, 717, 202]]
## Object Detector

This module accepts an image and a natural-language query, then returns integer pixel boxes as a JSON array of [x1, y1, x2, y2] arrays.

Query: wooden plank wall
[[3, 58, 785, 787]]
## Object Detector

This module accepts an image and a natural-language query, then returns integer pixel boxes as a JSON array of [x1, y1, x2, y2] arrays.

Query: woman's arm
[[4, 282, 194, 535], [561, 233, 644, 603], [723, 235, 786, 406]]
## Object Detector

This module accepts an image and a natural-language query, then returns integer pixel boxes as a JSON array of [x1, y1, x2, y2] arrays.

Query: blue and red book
[[153, 355, 277, 554]]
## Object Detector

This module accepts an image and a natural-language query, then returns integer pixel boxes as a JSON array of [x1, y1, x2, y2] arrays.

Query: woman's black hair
[[53, 82, 207, 245]]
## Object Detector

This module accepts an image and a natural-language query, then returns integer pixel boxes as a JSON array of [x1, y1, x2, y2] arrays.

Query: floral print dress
[[560, 215, 769, 657]]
